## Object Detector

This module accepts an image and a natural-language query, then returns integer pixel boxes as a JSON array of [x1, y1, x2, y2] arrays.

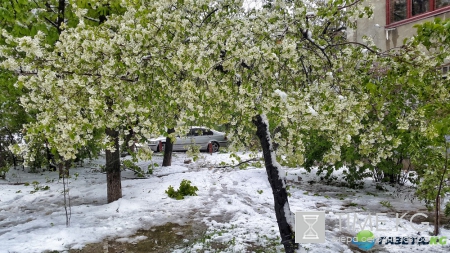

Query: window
[[187, 129, 200, 136], [388, 0, 450, 25], [202, 129, 214, 136], [188, 128, 213, 136]]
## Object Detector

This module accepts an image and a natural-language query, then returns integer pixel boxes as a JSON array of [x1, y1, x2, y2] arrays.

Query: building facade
[[349, 0, 450, 51]]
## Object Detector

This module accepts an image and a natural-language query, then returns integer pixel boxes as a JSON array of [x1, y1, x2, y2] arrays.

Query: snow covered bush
[[166, 179, 199, 200]]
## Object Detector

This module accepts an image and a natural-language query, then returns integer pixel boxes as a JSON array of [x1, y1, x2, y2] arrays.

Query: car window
[[188, 129, 201, 136], [202, 129, 213, 135], [187, 128, 213, 136]]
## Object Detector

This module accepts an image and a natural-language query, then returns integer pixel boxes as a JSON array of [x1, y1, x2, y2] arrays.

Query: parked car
[[148, 127, 228, 153]]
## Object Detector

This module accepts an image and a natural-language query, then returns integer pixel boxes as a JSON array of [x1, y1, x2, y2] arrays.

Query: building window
[[391, 0, 407, 22], [437, 0, 450, 8], [388, 0, 450, 25], [412, 0, 430, 16]]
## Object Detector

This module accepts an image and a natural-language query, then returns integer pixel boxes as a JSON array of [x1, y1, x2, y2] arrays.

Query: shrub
[[166, 179, 199, 200], [0, 164, 9, 179]]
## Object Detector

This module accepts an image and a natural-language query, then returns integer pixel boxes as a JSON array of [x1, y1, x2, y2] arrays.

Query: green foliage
[[445, 201, 450, 217], [185, 144, 201, 162], [229, 153, 242, 164], [341, 166, 370, 189], [29, 181, 50, 193], [0, 164, 9, 179], [122, 160, 146, 178], [165, 179, 199, 200], [411, 137, 450, 209], [147, 163, 158, 175], [380, 200, 393, 208], [301, 129, 370, 188], [252, 161, 263, 168], [0, 0, 127, 171]]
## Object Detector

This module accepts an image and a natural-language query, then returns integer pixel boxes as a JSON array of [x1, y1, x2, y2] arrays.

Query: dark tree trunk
[[162, 128, 175, 167], [45, 141, 56, 171], [105, 127, 122, 203], [12, 155, 17, 169], [434, 143, 448, 236], [434, 195, 440, 236], [56, 0, 65, 34], [253, 115, 298, 253], [6, 130, 18, 169]]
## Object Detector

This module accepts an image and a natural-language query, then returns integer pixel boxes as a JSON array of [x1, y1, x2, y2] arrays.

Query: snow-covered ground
[[0, 152, 449, 253]]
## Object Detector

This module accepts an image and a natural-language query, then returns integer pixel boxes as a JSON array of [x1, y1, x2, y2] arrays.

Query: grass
[[380, 200, 393, 208]]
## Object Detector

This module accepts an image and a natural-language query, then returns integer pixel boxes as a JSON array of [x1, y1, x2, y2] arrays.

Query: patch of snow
[[0, 153, 448, 252], [274, 89, 288, 102], [307, 105, 318, 116]]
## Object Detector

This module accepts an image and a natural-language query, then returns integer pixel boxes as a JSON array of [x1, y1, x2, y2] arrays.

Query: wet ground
[[66, 222, 207, 253]]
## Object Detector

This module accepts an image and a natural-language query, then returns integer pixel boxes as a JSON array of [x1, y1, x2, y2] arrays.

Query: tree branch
[[337, 0, 364, 10], [43, 17, 59, 29], [215, 158, 260, 168], [322, 21, 331, 35], [201, 8, 219, 26], [83, 16, 100, 23], [325, 41, 379, 54], [15, 70, 139, 82], [302, 29, 333, 67]]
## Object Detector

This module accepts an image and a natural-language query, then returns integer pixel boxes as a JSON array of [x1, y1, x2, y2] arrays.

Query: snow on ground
[[0, 152, 449, 253]]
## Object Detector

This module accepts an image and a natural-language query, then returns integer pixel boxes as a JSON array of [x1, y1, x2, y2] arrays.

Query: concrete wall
[[349, 1, 450, 51]]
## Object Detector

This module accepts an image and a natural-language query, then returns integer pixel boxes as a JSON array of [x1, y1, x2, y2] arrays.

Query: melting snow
[[0, 152, 449, 252]]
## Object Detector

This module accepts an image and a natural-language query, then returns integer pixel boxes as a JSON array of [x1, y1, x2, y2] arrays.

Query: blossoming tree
[[147, 0, 379, 251], [4, 0, 448, 251], [1, 2, 156, 202]]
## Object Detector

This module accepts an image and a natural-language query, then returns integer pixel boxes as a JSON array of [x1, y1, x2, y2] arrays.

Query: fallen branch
[[215, 158, 260, 168]]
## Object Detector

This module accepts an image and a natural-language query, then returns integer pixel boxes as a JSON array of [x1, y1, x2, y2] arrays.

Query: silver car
[[148, 127, 228, 153]]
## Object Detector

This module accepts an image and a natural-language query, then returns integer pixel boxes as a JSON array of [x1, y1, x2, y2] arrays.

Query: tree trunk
[[58, 160, 70, 178], [434, 195, 440, 236], [56, 0, 65, 34], [253, 114, 298, 253], [162, 128, 175, 167], [7, 130, 18, 169], [46, 141, 56, 171], [434, 141, 448, 236], [105, 127, 122, 203], [12, 155, 17, 169]]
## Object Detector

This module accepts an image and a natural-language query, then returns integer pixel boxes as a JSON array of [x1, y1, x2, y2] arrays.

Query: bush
[[165, 179, 199, 200], [0, 164, 9, 179]]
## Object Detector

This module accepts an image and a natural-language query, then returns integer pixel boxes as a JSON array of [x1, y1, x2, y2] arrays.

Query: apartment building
[[349, 0, 450, 50], [348, 0, 450, 76]]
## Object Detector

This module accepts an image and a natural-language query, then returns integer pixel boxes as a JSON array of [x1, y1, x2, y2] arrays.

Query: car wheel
[[211, 142, 220, 153]]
